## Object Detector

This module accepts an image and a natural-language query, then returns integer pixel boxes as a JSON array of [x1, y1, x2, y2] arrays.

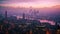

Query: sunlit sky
[[0, 0, 60, 8]]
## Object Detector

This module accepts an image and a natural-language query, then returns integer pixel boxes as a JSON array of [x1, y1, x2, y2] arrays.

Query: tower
[[5, 11, 7, 19], [23, 13, 25, 19]]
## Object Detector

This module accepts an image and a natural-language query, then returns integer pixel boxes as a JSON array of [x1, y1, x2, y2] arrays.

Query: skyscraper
[[5, 11, 7, 19], [22, 13, 25, 19]]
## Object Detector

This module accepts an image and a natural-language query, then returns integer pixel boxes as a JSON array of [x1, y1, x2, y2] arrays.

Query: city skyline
[[0, 0, 60, 34]]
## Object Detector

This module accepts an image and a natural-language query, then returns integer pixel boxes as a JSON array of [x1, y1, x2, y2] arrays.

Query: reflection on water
[[40, 20, 55, 25]]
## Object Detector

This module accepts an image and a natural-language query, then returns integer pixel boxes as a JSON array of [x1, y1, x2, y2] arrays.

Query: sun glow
[[0, 0, 60, 8]]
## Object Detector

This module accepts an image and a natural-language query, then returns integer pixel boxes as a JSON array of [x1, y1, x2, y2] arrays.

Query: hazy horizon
[[0, 0, 60, 16], [0, 0, 60, 8]]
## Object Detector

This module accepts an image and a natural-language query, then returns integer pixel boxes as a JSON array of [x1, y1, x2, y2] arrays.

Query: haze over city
[[0, 0, 60, 34], [0, 0, 60, 25]]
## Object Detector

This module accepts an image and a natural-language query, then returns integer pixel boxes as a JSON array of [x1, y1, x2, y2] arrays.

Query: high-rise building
[[22, 13, 25, 19], [5, 11, 7, 19]]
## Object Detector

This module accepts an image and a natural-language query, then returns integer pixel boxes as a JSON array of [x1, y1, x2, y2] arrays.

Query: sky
[[0, 0, 60, 8]]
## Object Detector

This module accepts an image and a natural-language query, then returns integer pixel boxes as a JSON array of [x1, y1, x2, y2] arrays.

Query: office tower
[[5, 11, 7, 19], [23, 13, 25, 19]]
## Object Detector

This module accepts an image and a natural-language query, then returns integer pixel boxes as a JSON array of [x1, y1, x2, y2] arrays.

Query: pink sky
[[0, 0, 60, 8]]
